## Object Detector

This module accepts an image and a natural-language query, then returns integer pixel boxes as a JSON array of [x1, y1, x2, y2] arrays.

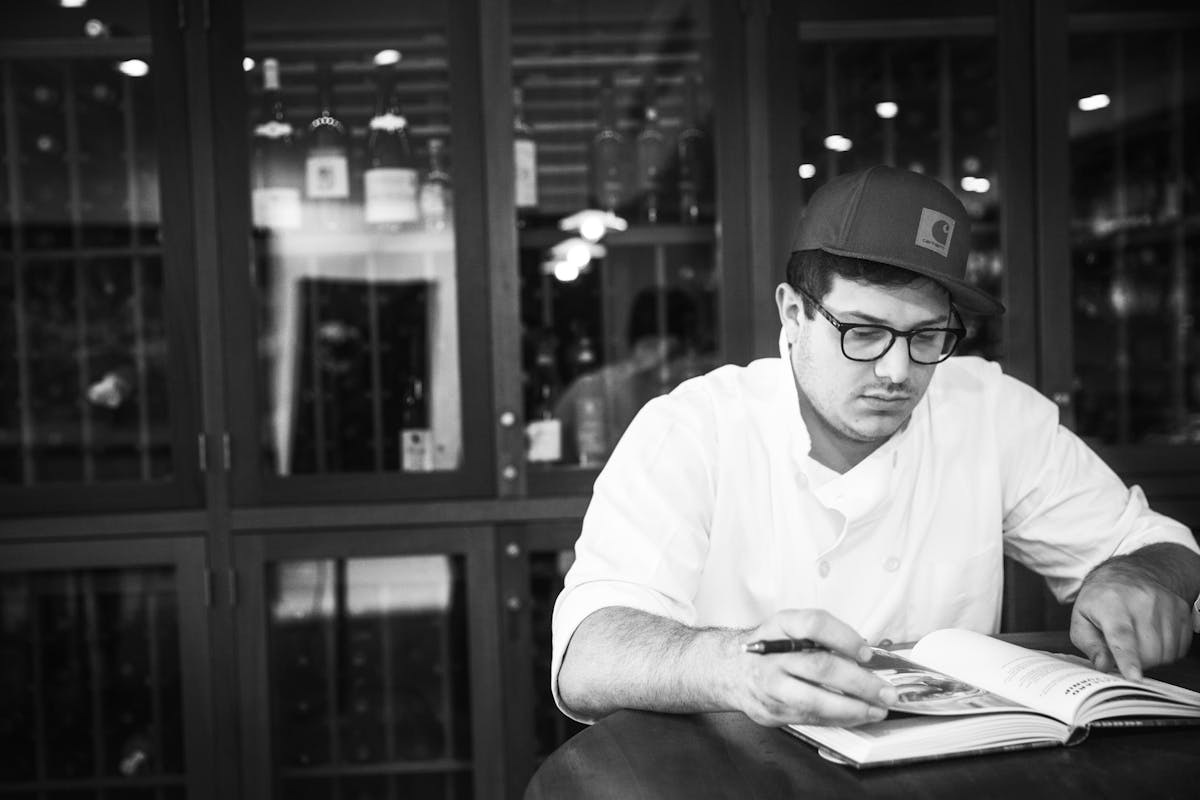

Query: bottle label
[[305, 151, 349, 199], [400, 428, 434, 472], [419, 182, 450, 229], [252, 186, 302, 229], [514, 139, 538, 208], [365, 168, 420, 224], [254, 120, 294, 139], [526, 418, 562, 463]]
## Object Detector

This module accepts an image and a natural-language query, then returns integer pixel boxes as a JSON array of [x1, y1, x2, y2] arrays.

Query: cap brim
[[818, 245, 1006, 316]]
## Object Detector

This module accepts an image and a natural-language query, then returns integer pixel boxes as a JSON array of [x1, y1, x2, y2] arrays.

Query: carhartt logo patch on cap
[[915, 207, 955, 257]]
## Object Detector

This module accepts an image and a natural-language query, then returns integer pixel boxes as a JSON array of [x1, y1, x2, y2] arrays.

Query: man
[[552, 165, 1200, 729]]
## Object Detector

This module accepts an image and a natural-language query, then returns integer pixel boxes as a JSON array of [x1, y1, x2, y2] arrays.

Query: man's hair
[[786, 249, 946, 319]]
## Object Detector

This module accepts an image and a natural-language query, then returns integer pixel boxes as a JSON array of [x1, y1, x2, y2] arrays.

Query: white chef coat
[[551, 333, 1199, 720]]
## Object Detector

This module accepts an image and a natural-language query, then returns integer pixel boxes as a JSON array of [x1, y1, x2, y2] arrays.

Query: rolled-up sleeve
[[996, 371, 1199, 602], [550, 392, 716, 721]]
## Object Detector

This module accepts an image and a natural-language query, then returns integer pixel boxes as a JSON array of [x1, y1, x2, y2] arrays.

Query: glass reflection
[[529, 549, 584, 764], [795, 8, 1003, 363], [246, 4, 462, 477], [513, 0, 719, 472], [1069, 17, 1200, 445], [1, 3, 172, 487], [267, 555, 472, 794], [0, 567, 185, 790]]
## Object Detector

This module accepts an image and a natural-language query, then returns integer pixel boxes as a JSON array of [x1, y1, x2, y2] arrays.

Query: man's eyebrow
[[834, 309, 948, 328]]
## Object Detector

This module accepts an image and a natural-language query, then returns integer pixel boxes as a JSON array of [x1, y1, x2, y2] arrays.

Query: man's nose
[[874, 338, 910, 384]]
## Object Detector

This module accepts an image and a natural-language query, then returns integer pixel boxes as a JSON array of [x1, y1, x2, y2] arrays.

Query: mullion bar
[[937, 41, 953, 188], [379, 593, 397, 799], [653, 244, 668, 394], [1168, 30, 1188, 435], [306, 266, 328, 473], [823, 44, 837, 178], [63, 61, 96, 483], [121, 70, 153, 480], [2, 62, 36, 485], [365, 255, 384, 473], [882, 49, 895, 168], [81, 571, 108, 782], [1113, 36, 1130, 444], [146, 575, 164, 787], [31, 574, 47, 786], [540, 271, 553, 332], [437, 562, 454, 799], [328, 560, 344, 800]]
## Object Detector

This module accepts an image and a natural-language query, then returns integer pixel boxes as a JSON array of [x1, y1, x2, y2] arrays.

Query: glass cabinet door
[[792, 2, 1005, 363], [236, 530, 500, 800], [0, 539, 211, 798], [0, 1, 196, 511], [239, 2, 474, 491], [510, 0, 720, 483], [1066, 3, 1200, 447]]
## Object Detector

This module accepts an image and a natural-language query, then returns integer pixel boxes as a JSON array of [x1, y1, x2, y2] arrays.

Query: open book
[[787, 628, 1200, 768]]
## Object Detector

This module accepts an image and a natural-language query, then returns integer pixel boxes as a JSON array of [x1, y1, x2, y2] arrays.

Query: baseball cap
[[790, 165, 1005, 315]]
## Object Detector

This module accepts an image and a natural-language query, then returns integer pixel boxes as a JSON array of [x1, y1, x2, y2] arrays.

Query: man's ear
[[776, 283, 804, 345]]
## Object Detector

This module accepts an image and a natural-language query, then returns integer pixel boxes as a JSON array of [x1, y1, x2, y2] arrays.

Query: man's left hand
[[1071, 546, 1198, 680]]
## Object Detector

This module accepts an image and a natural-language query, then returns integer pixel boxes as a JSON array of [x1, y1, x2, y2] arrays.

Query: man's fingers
[[1088, 612, 1143, 680], [778, 649, 897, 707], [771, 609, 872, 663], [1070, 611, 1115, 673], [1176, 606, 1194, 662], [757, 665, 889, 727]]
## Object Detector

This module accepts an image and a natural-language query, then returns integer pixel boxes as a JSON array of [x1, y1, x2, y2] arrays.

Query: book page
[[862, 648, 1027, 715], [911, 629, 1134, 725]]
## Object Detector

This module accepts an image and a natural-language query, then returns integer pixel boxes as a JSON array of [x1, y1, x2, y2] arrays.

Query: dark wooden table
[[525, 633, 1200, 799]]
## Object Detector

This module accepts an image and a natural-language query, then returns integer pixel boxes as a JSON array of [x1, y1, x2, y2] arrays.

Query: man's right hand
[[732, 609, 897, 727]]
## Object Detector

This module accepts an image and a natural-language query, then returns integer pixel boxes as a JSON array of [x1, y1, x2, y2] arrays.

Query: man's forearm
[[557, 606, 744, 721]]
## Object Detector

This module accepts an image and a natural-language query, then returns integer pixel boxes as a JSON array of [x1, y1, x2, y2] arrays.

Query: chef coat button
[[878, 638, 894, 649], [884, 557, 900, 572], [818, 560, 831, 578]]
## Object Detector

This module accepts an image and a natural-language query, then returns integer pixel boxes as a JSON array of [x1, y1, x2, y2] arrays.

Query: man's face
[[778, 274, 951, 457]]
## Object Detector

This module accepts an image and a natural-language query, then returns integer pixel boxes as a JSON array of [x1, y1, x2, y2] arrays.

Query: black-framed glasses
[[796, 287, 966, 365]]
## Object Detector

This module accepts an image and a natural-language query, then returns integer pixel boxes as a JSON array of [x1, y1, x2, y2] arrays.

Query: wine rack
[[0, 45, 171, 488], [0, 566, 186, 795], [511, 4, 721, 482], [267, 555, 474, 799], [245, 31, 465, 478], [1068, 27, 1200, 446], [526, 549, 585, 763], [795, 28, 1004, 364]]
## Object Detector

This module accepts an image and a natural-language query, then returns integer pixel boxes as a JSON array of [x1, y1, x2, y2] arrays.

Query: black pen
[[742, 638, 829, 654]]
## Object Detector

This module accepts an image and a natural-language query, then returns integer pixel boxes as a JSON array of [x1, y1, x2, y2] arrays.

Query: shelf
[[256, 227, 455, 258], [518, 223, 715, 250], [1070, 213, 1200, 249]]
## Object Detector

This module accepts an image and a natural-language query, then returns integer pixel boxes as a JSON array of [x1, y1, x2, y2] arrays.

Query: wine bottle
[[304, 63, 350, 230], [590, 73, 626, 213], [513, 84, 539, 216], [677, 72, 709, 225], [635, 74, 666, 223], [399, 373, 433, 472], [569, 332, 607, 466], [418, 138, 452, 231], [364, 63, 420, 229], [251, 58, 302, 230], [526, 333, 563, 463]]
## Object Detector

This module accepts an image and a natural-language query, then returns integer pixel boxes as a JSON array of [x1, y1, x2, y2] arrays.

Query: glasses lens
[[909, 330, 959, 364], [842, 327, 894, 360]]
